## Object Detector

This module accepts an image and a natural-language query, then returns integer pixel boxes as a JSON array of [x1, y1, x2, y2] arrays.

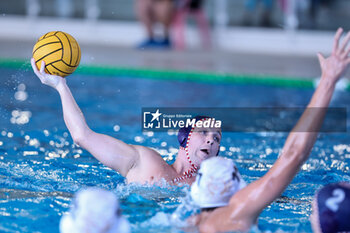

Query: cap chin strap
[[173, 118, 210, 183]]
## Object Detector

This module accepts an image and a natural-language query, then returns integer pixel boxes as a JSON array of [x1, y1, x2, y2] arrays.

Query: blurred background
[[1, 0, 350, 77]]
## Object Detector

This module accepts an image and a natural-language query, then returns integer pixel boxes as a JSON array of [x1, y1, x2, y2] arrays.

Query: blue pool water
[[0, 65, 349, 233]]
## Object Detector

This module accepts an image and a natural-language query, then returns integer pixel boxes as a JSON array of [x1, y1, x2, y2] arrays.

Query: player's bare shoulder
[[125, 145, 177, 184], [131, 145, 165, 162]]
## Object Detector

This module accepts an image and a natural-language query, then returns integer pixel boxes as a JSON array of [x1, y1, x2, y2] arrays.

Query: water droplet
[[151, 138, 158, 143], [144, 131, 153, 137], [43, 130, 49, 136], [14, 91, 28, 101], [167, 129, 176, 136], [113, 125, 120, 132], [18, 83, 26, 91], [134, 136, 144, 143], [29, 138, 40, 147]]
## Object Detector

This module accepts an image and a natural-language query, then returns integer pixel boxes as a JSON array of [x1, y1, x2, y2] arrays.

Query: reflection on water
[[0, 188, 73, 199]]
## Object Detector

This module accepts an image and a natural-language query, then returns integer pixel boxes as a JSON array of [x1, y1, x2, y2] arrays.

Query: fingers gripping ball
[[32, 31, 81, 77]]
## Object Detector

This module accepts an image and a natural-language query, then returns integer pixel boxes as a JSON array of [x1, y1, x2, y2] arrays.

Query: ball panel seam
[[35, 48, 62, 63], [33, 41, 61, 56], [51, 64, 71, 75]]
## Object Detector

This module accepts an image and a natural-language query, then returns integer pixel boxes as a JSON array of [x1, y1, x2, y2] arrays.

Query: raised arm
[[196, 29, 350, 232], [31, 59, 140, 177], [230, 28, 350, 221]]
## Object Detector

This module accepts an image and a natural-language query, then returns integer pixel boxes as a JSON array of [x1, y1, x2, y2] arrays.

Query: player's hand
[[31, 58, 64, 89], [318, 28, 350, 83]]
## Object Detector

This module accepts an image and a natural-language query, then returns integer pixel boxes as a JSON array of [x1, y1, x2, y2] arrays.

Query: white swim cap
[[190, 157, 246, 208], [59, 187, 130, 233]]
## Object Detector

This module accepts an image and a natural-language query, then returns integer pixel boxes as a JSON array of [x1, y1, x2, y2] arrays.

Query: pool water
[[0, 65, 349, 233]]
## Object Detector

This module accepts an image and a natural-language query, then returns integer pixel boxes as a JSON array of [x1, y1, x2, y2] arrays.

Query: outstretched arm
[[198, 28, 350, 232], [231, 28, 350, 221], [31, 59, 140, 177]]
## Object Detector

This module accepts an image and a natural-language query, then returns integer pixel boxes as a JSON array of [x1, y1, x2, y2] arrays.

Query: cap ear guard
[[178, 126, 190, 148]]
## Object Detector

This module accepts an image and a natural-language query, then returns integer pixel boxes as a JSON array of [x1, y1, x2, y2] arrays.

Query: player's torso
[[125, 147, 178, 184]]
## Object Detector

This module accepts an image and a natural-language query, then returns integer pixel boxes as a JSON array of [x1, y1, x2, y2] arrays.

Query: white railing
[[25, 0, 100, 21]]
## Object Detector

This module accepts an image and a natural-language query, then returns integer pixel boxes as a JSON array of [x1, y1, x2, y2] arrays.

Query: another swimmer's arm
[[31, 59, 140, 176], [225, 28, 350, 221]]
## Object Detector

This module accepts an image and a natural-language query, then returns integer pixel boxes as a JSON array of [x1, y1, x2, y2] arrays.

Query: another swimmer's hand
[[31, 58, 65, 89], [318, 28, 350, 84]]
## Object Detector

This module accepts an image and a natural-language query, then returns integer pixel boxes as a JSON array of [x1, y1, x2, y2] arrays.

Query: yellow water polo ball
[[32, 31, 81, 77]]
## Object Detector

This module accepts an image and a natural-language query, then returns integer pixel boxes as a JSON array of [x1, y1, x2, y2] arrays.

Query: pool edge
[[0, 58, 318, 89]]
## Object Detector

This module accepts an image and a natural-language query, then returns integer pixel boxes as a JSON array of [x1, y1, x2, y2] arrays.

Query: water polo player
[[186, 28, 350, 232], [310, 182, 350, 233], [29, 61, 222, 184], [60, 187, 130, 233], [190, 157, 246, 211]]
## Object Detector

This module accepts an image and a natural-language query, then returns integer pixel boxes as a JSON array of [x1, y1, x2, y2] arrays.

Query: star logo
[[151, 109, 162, 122]]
